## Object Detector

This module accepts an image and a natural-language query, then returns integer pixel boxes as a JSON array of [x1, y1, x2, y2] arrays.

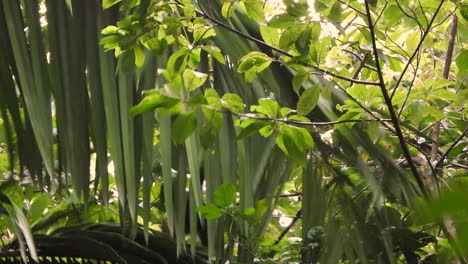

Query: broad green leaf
[[276, 130, 306, 164], [130, 93, 180, 116], [214, 183, 237, 207], [430, 89, 457, 101], [456, 50, 468, 74], [297, 85, 320, 116], [293, 71, 309, 95], [242, 0, 265, 22], [238, 51, 273, 73], [201, 45, 226, 64], [268, 13, 296, 28], [335, 110, 362, 129], [459, 5, 468, 22], [193, 26, 216, 42], [101, 25, 119, 35], [221, 1, 236, 18], [309, 37, 332, 64], [407, 99, 426, 125], [310, 22, 321, 41], [102, 0, 122, 9], [297, 127, 314, 148], [221, 93, 244, 113], [237, 119, 270, 139], [134, 45, 145, 68], [183, 69, 208, 91], [296, 26, 312, 55], [166, 48, 189, 76], [384, 5, 404, 26], [328, 2, 342, 21], [280, 107, 294, 117], [197, 204, 223, 220], [172, 111, 197, 144], [279, 24, 306, 50], [260, 26, 280, 47], [187, 94, 208, 107], [286, 2, 309, 17], [244, 208, 256, 216], [251, 98, 279, 117]]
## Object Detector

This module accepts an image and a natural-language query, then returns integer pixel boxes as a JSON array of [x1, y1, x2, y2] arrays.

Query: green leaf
[[279, 24, 306, 50], [221, 93, 245, 113], [187, 94, 208, 107], [242, 0, 265, 22], [102, 0, 122, 9], [407, 99, 426, 125], [309, 37, 332, 64], [310, 22, 321, 41], [101, 25, 119, 35], [286, 2, 309, 17], [222, 1, 236, 18], [260, 26, 280, 47], [197, 204, 223, 220], [276, 130, 306, 164], [214, 183, 237, 207], [456, 50, 468, 74], [134, 45, 145, 68], [384, 5, 404, 26], [202, 45, 226, 64], [335, 110, 362, 129], [166, 48, 189, 77], [237, 119, 270, 139], [172, 111, 197, 144], [244, 208, 256, 216], [193, 26, 216, 42], [268, 14, 296, 28], [251, 98, 279, 117], [183, 69, 208, 91], [238, 51, 273, 73], [293, 71, 309, 95], [297, 85, 321, 116], [328, 2, 342, 21], [130, 92, 180, 116]]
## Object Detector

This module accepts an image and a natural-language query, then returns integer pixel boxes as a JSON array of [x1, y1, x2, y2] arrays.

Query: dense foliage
[[0, 0, 467, 263]]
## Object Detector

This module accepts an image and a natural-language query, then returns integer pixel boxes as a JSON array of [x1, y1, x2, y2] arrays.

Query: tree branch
[[201, 105, 390, 127], [430, 14, 458, 165], [364, 0, 426, 194], [273, 209, 302, 245], [435, 127, 467, 169]]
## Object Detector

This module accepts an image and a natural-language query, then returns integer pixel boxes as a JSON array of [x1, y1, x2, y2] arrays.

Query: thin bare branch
[[435, 127, 468, 169], [364, 0, 426, 194], [201, 105, 390, 127]]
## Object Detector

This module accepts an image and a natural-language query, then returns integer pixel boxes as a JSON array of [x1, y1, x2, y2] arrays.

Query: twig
[[337, 0, 366, 16], [435, 127, 468, 169], [278, 193, 302, 198], [201, 105, 391, 127], [273, 209, 302, 245], [397, 50, 421, 118], [364, 0, 426, 194], [342, 49, 378, 72]]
